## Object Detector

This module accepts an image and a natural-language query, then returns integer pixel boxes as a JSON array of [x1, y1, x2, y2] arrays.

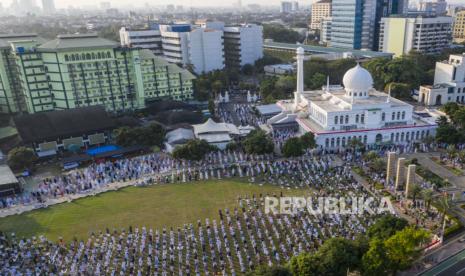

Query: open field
[[0, 179, 306, 241]]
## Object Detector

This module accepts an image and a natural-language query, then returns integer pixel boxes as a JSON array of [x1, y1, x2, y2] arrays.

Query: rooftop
[[38, 33, 118, 52], [0, 165, 18, 186], [0, 33, 45, 49], [263, 41, 394, 58], [14, 106, 116, 143]]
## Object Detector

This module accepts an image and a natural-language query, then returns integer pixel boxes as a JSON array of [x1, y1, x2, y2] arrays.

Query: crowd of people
[[0, 162, 381, 275]]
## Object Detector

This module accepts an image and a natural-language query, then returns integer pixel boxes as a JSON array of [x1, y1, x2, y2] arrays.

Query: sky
[[2, 0, 464, 9]]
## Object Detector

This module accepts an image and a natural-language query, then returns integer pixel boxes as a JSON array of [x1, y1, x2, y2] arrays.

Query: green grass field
[[0, 179, 305, 241]]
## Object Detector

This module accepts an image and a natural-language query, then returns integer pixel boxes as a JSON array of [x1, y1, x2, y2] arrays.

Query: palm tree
[[421, 189, 433, 212], [436, 116, 448, 126], [446, 145, 457, 159], [411, 184, 422, 202], [437, 193, 450, 239]]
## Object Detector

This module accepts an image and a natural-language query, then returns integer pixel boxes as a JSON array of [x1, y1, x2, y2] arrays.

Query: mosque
[[268, 47, 438, 149]]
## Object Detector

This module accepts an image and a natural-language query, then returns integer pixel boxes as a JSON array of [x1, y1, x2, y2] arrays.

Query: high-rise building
[[379, 15, 453, 57], [330, 0, 376, 49], [310, 0, 332, 31], [0, 34, 195, 114], [453, 10, 465, 43], [41, 0, 55, 14], [120, 25, 163, 55], [418, 0, 447, 15], [159, 24, 225, 74], [280, 1, 293, 13], [223, 24, 264, 69], [418, 53, 465, 105], [330, 0, 407, 50], [320, 17, 332, 43]]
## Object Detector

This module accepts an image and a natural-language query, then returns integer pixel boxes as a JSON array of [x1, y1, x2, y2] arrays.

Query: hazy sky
[[2, 0, 464, 9], [3, 0, 286, 9]]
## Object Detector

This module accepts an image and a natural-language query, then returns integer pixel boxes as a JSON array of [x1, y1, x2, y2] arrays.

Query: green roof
[[264, 42, 394, 58], [38, 33, 118, 52], [0, 33, 45, 49]]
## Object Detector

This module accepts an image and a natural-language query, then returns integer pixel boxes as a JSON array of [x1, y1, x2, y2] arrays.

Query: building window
[[361, 114, 365, 124], [401, 111, 405, 120], [397, 112, 400, 120], [325, 138, 329, 147], [340, 116, 343, 124], [395, 133, 399, 142], [356, 114, 359, 123], [334, 116, 338, 125], [392, 112, 395, 120], [345, 115, 349, 124], [381, 112, 385, 121], [65, 55, 69, 61]]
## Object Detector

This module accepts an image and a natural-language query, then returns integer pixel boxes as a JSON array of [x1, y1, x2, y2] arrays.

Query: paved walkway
[[400, 152, 465, 189]]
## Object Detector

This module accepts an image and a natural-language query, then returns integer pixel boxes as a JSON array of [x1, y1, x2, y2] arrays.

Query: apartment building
[[418, 53, 465, 106], [119, 25, 163, 55], [379, 15, 453, 57], [453, 10, 465, 43], [222, 24, 263, 69], [159, 24, 225, 74], [0, 33, 194, 114], [310, 0, 331, 31]]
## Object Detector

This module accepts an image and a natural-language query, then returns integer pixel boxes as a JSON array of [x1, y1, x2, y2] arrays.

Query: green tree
[[317, 237, 364, 275], [243, 130, 274, 155], [263, 24, 303, 43], [308, 72, 326, 90], [367, 214, 408, 240], [282, 137, 304, 157], [289, 252, 321, 275], [410, 184, 422, 202], [383, 227, 430, 275], [7, 147, 37, 171], [364, 151, 379, 162], [172, 139, 217, 160], [246, 265, 291, 276], [300, 132, 316, 149], [274, 75, 296, 94], [385, 82, 411, 100], [113, 126, 135, 147], [421, 189, 434, 212], [363, 227, 429, 275]]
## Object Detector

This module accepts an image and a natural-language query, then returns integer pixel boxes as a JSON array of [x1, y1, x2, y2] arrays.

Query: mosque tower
[[293, 47, 305, 112]]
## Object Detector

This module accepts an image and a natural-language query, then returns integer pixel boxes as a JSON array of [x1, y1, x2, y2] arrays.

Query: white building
[[159, 24, 225, 74], [119, 26, 163, 55], [41, 0, 55, 14], [418, 0, 447, 15], [310, 0, 331, 30], [281, 1, 293, 13], [270, 48, 437, 149], [379, 15, 453, 57], [223, 24, 263, 69], [320, 17, 332, 44], [418, 53, 465, 106], [192, 119, 239, 150]]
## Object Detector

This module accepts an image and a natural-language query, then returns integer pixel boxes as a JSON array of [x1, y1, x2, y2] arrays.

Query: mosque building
[[269, 47, 438, 149]]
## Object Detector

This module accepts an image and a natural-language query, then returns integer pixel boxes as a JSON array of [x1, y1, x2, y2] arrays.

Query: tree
[[369, 158, 386, 173], [211, 80, 223, 94], [282, 137, 304, 157], [435, 123, 462, 144], [383, 227, 430, 274], [289, 252, 321, 275], [317, 237, 364, 275], [246, 265, 291, 276], [142, 123, 166, 147], [442, 102, 460, 117], [113, 126, 134, 147], [172, 139, 217, 160], [7, 147, 37, 171], [274, 75, 296, 95], [410, 184, 422, 202], [385, 82, 411, 100], [241, 64, 255, 75], [421, 189, 434, 212], [367, 214, 408, 240], [363, 151, 379, 162], [363, 227, 429, 275], [243, 130, 274, 155], [300, 132, 316, 149], [263, 24, 303, 43], [308, 72, 326, 90]]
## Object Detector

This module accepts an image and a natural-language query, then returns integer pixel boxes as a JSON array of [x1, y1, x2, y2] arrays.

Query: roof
[[0, 33, 45, 49], [14, 106, 116, 143], [0, 165, 18, 186], [38, 33, 118, 52], [256, 104, 283, 116], [263, 41, 394, 58], [165, 128, 194, 144], [197, 133, 232, 143], [192, 118, 239, 136]]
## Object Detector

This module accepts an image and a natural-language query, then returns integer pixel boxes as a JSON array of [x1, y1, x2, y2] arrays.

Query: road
[[421, 246, 465, 276]]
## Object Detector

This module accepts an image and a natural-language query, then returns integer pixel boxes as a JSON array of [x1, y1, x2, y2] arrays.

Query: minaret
[[325, 76, 330, 93], [387, 83, 391, 103], [294, 47, 305, 112]]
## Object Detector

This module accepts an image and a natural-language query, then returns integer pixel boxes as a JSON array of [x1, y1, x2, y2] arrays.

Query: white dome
[[342, 63, 373, 94]]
